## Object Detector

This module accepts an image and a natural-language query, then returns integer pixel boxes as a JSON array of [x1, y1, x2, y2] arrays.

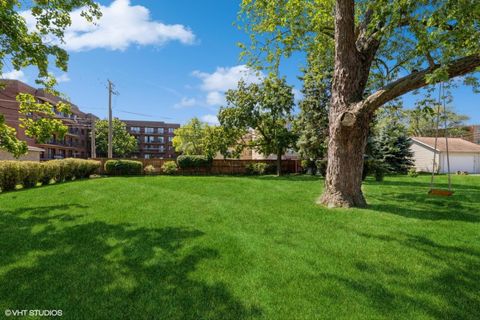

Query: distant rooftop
[[412, 137, 480, 153], [123, 119, 179, 127]]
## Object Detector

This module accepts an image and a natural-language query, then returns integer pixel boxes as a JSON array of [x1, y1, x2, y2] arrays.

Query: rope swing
[[429, 82, 453, 196]]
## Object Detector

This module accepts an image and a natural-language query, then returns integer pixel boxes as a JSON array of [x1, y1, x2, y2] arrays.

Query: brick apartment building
[[0, 80, 96, 160], [123, 120, 180, 159], [466, 125, 480, 144]]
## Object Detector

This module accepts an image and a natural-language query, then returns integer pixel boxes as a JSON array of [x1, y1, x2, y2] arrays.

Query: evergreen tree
[[369, 107, 414, 174], [295, 58, 331, 164]]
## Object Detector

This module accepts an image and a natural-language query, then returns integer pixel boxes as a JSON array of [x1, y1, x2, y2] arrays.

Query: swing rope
[[429, 82, 453, 195]]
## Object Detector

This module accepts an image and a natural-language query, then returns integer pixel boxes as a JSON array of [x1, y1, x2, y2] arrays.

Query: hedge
[[0, 159, 101, 192], [176, 155, 212, 169], [104, 160, 143, 176], [245, 162, 271, 175]]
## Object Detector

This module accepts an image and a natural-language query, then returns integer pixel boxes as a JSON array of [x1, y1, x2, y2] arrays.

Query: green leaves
[[95, 119, 137, 158], [17, 93, 71, 144], [0, 115, 28, 158], [0, 0, 101, 156], [220, 75, 297, 158]]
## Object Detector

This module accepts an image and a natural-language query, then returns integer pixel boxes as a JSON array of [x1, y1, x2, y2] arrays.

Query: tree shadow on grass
[[366, 187, 480, 222], [367, 178, 480, 192], [0, 206, 262, 319], [324, 229, 480, 319]]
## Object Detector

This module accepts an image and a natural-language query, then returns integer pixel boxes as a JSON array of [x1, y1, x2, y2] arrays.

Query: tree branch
[[359, 54, 480, 113]]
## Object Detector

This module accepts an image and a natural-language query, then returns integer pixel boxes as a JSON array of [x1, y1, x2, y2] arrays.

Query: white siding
[[410, 142, 437, 172], [441, 152, 480, 174]]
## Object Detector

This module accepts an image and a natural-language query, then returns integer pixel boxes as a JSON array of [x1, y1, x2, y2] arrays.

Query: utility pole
[[107, 80, 119, 158], [91, 119, 96, 159]]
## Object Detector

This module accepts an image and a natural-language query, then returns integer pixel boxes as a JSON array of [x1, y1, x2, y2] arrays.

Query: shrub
[[245, 162, 269, 175], [315, 159, 328, 177], [407, 167, 418, 178], [104, 160, 143, 176], [161, 161, 178, 175], [41, 161, 60, 184], [18, 161, 43, 188], [176, 155, 212, 169], [0, 161, 21, 191], [62, 159, 100, 179], [144, 165, 156, 175]]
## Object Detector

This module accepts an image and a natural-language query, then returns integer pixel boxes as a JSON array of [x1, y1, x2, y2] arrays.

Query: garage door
[[444, 154, 475, 173]]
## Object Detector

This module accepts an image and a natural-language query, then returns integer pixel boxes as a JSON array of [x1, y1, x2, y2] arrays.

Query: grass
[[0, 174, 479, 319]]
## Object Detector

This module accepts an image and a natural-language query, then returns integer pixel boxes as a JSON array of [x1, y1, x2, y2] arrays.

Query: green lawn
[[1, 175, 479, 319]]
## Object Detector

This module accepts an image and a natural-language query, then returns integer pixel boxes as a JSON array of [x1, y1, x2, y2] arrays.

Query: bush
[[0, 159, 101, 192], [245, 162, 269, 175], [105, 160, 143, 176], [0, 161, 21, 191], [315, 159, 328, 177], [144, 165, 156, 175], [407, 168, 418, 178], [176, 155, 212, 169], [161, 161, 178, 175], [41, 161, 60, 184], [18, 161, 43, 188]]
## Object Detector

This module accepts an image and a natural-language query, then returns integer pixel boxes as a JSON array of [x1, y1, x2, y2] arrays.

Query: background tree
[[172, 118, 207, 155], [203, 125, 245, 159], [0, 0, 100, 156], [239, 0, 480, 207], [405, 91, 470, 139], [95, 119, 137, 158], [367, 107, 414, 174], [219, 76, 297, 175], [295, 57, 331, 171]]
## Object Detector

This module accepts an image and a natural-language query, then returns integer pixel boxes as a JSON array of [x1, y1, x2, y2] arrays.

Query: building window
[[144, 136, 155, 143], [145, 127, 155, 134], [130, 127, 140, 133], [168, 127, 175, 133], [159, 146, 165, 152], [144, 154, 151, 159], [168, 136, 173, 142], [158, 137, 164, 143], [158, 128, 165, 134]]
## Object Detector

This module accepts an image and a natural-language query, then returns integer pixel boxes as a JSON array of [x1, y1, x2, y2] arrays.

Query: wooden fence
[[92, 158, 301, 175]]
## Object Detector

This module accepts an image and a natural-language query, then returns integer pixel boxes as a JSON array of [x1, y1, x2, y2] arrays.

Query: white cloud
[[22, 0, 196, 52], [174, 97, 197, 109], [2, 70, 26, 81], [56, 73, 71, 83], [192, 65, 263, 106], [201, 114, 219, 125], [206, 91, 225, 106]]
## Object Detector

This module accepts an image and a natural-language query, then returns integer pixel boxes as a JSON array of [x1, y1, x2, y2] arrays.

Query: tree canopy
[[0, 0, 100, 156], [239, 0, 480, 207], [219, 76, 297, 175], [95, 119, 137, 158]]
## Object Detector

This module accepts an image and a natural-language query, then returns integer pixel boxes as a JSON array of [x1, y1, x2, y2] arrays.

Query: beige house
[[215, 129, 299, 160], [410, 137, 480, 173], [0, 146, 44, 161]]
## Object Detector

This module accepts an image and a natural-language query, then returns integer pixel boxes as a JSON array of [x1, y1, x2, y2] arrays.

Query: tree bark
[[276, 152, 282, 176], [318, 0, 368, 207]]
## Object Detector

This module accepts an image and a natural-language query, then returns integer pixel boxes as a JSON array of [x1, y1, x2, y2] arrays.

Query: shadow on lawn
[[330, 230, 480, 319], [0, 205, 261, 319]]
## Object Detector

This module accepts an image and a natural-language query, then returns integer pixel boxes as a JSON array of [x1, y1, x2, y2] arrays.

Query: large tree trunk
[[276, 152, 282, 176], [318, 109, 371, 208], [318, 0, 375, 208]]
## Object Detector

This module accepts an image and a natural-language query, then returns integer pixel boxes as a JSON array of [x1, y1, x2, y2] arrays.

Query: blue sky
[[4, 0, 479, 125]]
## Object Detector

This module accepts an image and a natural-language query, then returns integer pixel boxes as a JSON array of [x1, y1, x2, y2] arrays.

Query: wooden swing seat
[[428, 189, 454, 196]]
